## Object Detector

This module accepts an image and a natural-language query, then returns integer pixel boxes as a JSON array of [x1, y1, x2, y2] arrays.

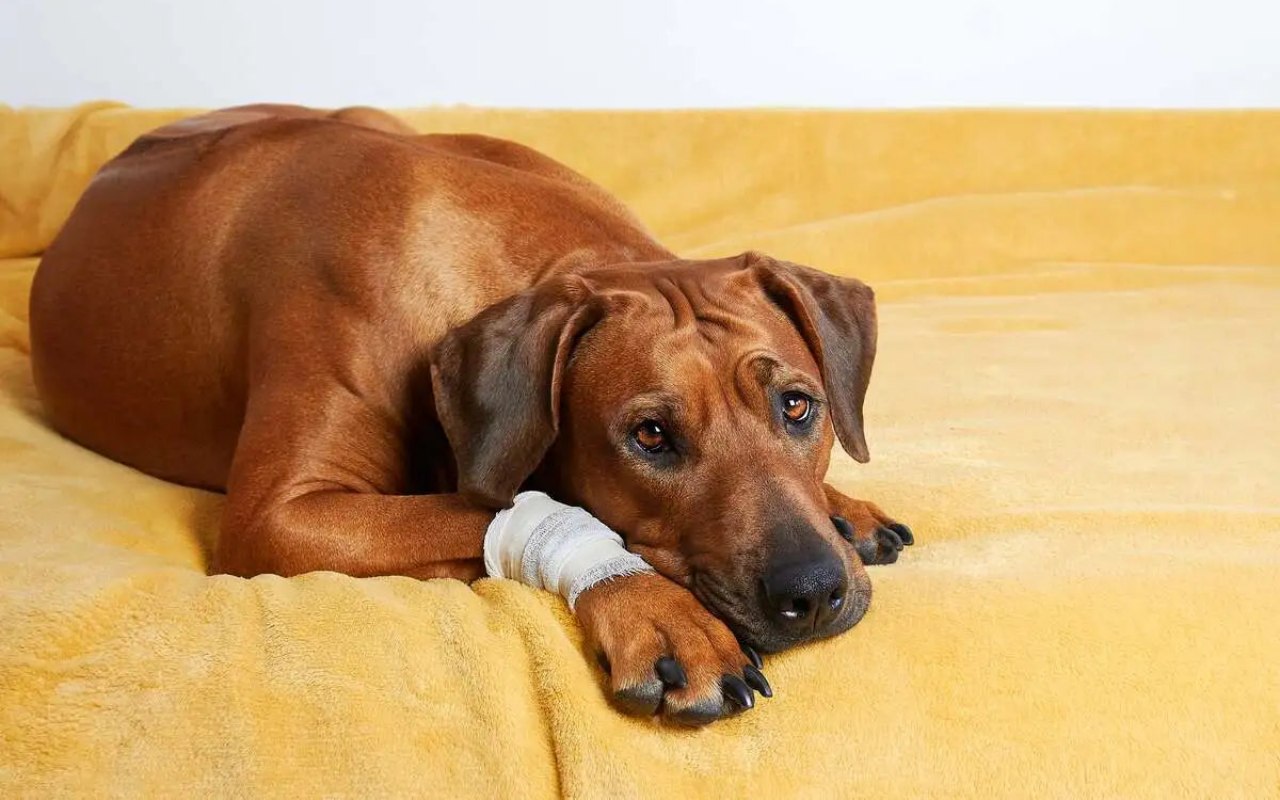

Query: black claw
[[741, 644, 763, 670], [831, 515, 855, 542], [888, 522, 914, 546], [876, 526, 904, 551], [743, 665, 773, 698], [654, 656, 688, 689], [722, 675, 755, 710]]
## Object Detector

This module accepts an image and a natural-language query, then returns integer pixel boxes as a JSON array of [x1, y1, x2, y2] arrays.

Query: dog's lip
[[690, 571, 778, 651], [692, 571, 872, 654]]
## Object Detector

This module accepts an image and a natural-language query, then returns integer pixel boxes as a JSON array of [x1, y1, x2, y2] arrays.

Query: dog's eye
[[632, 420, 669, 453], [781, 392, 813, 424]]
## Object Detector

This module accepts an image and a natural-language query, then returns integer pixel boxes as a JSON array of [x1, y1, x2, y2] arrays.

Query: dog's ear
[[746, 252, 878, 463], [430, 275, 603, 507]]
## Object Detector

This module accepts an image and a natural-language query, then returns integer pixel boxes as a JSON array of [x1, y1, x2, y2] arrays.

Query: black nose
[[762, 552, 848, 634]]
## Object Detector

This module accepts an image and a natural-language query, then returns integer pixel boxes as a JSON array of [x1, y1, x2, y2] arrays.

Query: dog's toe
[[877, 525, 905, 552], [613, 679, 665, 717], [668, 696, 726, 727], [855, 526, 905, 565]]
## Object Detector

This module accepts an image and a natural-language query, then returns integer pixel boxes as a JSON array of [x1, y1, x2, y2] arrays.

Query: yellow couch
[[2, 103, 1278, 798]]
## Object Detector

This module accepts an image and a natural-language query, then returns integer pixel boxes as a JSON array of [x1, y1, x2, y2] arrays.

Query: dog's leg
[[213, 379, 492, 581], [574, 573, 767, 726], [823, 484, 915, 566], [217, 487, 491, 581]]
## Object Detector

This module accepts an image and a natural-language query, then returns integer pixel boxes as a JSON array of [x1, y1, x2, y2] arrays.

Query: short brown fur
[[30, 105, 910, 725]]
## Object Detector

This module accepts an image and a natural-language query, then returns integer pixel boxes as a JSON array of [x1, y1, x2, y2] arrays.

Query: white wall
[[3, 0, 1279, 108]]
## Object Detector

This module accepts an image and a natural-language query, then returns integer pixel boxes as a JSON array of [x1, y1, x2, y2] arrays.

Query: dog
[[29, 104, 913, 725]]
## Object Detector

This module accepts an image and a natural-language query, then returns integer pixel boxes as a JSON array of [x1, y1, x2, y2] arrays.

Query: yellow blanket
[[2, 103, 1278, 798]]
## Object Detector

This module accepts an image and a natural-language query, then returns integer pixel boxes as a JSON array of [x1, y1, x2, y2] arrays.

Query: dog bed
[[1, 102, 1277, 797]]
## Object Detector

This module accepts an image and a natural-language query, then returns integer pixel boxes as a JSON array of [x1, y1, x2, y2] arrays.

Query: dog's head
[[430, 251, 877, 652]]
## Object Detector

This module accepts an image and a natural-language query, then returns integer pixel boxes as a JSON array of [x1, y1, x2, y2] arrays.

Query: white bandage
[[484, 491, 655, 609]]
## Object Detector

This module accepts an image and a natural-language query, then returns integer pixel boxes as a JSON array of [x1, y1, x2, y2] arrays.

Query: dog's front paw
[[825, 486, 914, 566], [574, 572, 771, 726]]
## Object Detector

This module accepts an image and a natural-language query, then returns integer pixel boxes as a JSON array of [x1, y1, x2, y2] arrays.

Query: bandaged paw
[[484, 491, 655, 609]]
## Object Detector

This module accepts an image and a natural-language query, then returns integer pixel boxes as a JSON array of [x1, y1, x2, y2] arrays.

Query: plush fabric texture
[[1, 102, 1278, 798]]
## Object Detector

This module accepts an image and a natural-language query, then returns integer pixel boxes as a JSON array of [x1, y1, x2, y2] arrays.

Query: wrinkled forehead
[[571, 265, 822, 402]]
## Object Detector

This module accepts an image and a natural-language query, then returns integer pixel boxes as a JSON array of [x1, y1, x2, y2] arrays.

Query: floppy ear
[[429, 275, 602, 507], [747, 253, 878, 463]]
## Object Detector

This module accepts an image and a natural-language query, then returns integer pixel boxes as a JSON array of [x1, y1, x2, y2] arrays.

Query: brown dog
[[29, 104, 912, 725]]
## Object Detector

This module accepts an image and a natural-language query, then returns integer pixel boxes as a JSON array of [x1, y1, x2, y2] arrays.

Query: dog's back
[[29, 106, 667, 490]]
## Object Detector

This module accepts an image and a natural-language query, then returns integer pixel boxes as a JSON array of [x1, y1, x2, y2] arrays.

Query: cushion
[[2, 103, 1278, 796]]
